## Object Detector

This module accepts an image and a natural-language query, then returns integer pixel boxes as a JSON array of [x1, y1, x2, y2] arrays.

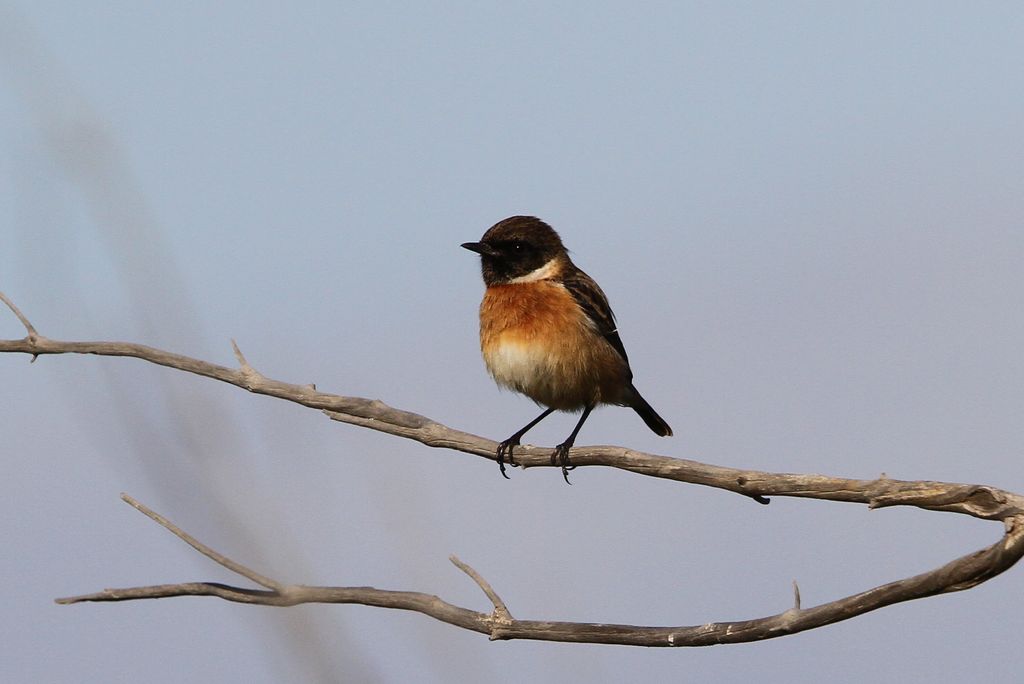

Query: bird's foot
[[551, 442, 577, 485], [496, 438, 520, 479]]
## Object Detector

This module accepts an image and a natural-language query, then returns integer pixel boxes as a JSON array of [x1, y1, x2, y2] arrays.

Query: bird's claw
[[496, 439, 519, 479], [551, 443, 575, 485]]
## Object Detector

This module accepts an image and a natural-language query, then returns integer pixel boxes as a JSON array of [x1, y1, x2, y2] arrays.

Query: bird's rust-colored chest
[[479, 281, 580, 345]]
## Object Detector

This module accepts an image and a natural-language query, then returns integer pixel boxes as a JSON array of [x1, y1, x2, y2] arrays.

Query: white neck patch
[[508, 257, 560, 284]]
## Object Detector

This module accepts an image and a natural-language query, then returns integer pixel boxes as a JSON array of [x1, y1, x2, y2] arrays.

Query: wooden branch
[[2, 292, 1022, 521], [55, 494, 1024, 647], [5, 292, 1024, 646]]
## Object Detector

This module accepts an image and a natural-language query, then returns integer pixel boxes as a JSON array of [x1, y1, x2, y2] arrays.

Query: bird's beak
[[461, 241, 499, 257]]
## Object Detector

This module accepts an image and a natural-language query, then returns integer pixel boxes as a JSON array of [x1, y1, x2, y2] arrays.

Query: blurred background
[[1, 2, 1022, 682]]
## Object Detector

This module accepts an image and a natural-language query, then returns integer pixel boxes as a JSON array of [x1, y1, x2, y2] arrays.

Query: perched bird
[[462, 216, 672, 482]]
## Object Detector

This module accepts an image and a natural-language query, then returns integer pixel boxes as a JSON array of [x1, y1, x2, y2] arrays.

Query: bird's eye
[[497, 239, 526, 254]]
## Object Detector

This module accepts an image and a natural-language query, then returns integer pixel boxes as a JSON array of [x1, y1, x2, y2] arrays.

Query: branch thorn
[[230, 338, 250, 370]]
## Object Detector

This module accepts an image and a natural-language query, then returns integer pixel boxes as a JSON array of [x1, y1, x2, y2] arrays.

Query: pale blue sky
[[2, 3, 1023, 682]]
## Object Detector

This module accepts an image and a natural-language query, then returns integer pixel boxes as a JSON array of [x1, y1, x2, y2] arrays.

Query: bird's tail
[[628, 386, 673, 437]]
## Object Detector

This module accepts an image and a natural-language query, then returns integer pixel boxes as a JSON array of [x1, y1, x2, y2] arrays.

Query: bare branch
[[0, 291, 40, 361], [450, 555, 513, 625], [6, 295, 1024, 645], [1, 299, 1022, 522], [0, 291, 38, 337], [56, 496, 1024, 647], [120, 493, 284, 592]]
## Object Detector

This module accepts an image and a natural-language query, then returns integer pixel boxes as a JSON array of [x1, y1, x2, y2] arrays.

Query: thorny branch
[[4, 292, 1024, 646]]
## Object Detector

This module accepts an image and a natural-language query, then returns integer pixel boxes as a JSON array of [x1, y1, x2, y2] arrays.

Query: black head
[[461, 216, 568, 285]]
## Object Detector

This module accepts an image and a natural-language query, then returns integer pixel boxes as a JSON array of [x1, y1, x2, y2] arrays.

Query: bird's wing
[[563, 268, 630, 365]]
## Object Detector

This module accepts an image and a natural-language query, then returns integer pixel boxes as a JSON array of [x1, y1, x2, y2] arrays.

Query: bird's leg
[[496, 407, 556, 478], [552, 404, 594, 484]]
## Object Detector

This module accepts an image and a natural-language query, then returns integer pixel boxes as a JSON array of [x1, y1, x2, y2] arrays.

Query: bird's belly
[[479, 282, 630, 409], [484, 335, 585, 409], [482, 331, 631, 410]]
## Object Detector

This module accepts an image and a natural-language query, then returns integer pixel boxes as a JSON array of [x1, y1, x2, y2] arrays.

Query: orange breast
[[479, 282, 630, 409]]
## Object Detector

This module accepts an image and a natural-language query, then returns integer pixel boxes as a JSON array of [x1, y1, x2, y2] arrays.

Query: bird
[[462, 215, 672, 482]]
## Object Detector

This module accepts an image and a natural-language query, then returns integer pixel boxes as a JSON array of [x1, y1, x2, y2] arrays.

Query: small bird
[[462, 216, 672, 482]]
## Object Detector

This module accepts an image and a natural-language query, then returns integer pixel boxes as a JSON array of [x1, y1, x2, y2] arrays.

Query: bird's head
[[462, 216, 568, 286]]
